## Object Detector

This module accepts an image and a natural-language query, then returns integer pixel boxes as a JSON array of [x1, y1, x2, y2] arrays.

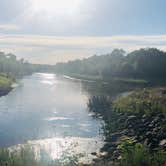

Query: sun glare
[[32, 0, 82, 16]]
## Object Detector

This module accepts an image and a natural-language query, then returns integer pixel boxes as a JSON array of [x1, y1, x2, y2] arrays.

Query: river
[[0, 73, 104, 163]]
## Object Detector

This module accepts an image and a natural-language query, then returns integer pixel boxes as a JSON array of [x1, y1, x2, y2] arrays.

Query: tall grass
[[118, 138, 166, 166], [113, 88, 166, 116], [0, 146, 81, 166], [0, 75, 13, 88]]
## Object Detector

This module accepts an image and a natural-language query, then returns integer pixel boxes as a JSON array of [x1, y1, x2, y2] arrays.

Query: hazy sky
[[0, 0, 166, 64]]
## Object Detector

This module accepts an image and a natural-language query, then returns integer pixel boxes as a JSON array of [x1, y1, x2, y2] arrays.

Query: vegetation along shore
[[87, 88, 166, 166]]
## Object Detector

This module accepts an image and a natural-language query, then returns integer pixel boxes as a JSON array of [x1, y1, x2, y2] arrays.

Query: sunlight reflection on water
[[44, 117, 74, 121], [0, 73, 104, 163], [11, 137, 104, 164]]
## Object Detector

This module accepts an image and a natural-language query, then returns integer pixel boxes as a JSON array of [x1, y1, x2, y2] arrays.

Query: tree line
[[0, 51, 54, 78], [54, 48, 166, 81], [1, 48, 166, 81]]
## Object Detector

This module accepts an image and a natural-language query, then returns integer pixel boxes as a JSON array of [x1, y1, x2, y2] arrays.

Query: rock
[[99, 152, 108, 157], [125, 116, 137, 126], [159, 139, 166, 147], [118, 117, 126, 123], [161, 90, 166, 95], [156, 128, 165, 139], [117, 156, 122, 160], [93, 158, 102, 163], [148, 123, 154, 128], [141, 118, 147, 123], [120, 129, 128, 135], [127, 129, 135, 137], [107, 147, 116, 153], [153, 116, 160, 123], [128, 124, 133, 129], [144, 138, 149, 145], [154, 123, 159, 127], [109, 133, 122, 142], [101, 142, 117, 152], [127, 115, 137, 122], [153, 127, 159, 133], [142, 114, 147, 118], [137, 127, 145, 134], [146, 131, 152, 137], [112, 150, 120, 160], [151, 138, 158, 144], [91, 152, 97, 156], [0, 87, 12, 96], [144, 122, 150, 126]]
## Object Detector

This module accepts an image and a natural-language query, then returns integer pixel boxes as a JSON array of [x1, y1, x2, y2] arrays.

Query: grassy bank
[[0, 74, 14, 96], [87, 87, 166, 165], [114, 87, 166, 115], [0, 74, 13, 88], [64, 73, 149, 87], [64, 73, 102, 81]]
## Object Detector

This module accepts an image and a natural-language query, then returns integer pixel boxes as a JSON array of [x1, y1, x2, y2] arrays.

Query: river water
[[0, 73, 103, 163]]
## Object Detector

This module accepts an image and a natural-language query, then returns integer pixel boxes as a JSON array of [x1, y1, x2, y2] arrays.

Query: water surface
[[0, 73, 103, 162]]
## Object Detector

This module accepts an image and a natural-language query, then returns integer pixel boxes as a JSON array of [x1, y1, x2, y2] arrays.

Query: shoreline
[[0, 76, 15, 97], [61, 73, 149, 86], [87, 87, 166, 165], [0, 87, 13, 97]]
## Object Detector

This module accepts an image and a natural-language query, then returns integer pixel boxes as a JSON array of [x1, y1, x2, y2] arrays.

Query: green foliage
[[88, 96, 111, 115], [113, 88, 166, 116], [55, 49, 125, 77], [65, 73, 102, 81], [118, 138, 166, 166], [0, 75, 12, 88], [118, 138, 151, 166], [0, 51, 54, 79], [0, 52, 34, 78], [113, 78, 148, 84], [0, 146, 81, 166], [0, 147, 38, 166], [54, 48, 166, 83], [87, 89, 166, 166]]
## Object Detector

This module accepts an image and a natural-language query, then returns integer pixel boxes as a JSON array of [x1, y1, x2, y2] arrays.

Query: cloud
[[0, 0, 30, 23], [0, 0, 166, 36], [0, 0, 166, 64], [0, 34, 166, 64], [1, 34, 166, 48], [0, 24, 20, 31]]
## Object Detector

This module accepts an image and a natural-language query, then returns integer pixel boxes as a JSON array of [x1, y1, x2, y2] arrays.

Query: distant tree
[[54, 48, 166, 81]]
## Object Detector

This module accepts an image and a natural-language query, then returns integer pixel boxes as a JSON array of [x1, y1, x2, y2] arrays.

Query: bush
[[118, 139, 166, 166], [113, 88, 166, 116]]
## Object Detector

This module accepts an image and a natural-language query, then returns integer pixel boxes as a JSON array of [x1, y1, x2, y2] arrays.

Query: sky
[[0, 0, 166, 64]]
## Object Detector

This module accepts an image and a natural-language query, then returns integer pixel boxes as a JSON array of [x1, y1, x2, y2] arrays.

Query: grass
[[65, 73, 102, 81], [0, 146, 115, 166], [65, 73, 148, 86], [113, 88, 166, 116], [90, 138, 166, 166], [112, 77, 148, 84], [0, 146, 82, 166], [117, 138, 166, 166], [87, 87, 166, 166], [0, 73, 13, 88], [0, 147, 39, 166]]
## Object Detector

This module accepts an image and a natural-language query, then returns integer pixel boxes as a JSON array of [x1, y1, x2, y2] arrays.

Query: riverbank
[[0, 74, 14, 96], [63, 73, 148, 86], [87, 87, 166, 165]]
